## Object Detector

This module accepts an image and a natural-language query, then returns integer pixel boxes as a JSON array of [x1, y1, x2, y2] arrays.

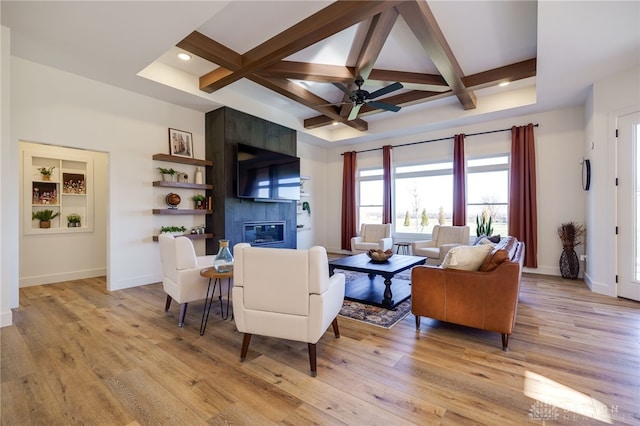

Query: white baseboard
[[109, 273, 159, 291], [19, 268, 107, 287], [0, 310, 13, 328]]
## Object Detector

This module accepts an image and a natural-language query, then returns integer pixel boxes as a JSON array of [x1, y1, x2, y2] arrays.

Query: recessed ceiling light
[[178, 53, 191, 61], [499, 81, 510, 87], [332, 121, 339, 126]]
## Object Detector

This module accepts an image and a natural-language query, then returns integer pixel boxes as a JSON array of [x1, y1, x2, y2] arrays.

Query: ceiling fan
[[332, 77, 404, 120]]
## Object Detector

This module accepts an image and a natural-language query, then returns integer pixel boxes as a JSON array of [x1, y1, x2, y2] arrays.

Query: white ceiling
[[2, 1, 639, 148]]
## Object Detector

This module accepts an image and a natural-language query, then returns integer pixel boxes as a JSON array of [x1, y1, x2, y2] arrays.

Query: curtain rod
[[342, 123, 539, 155]]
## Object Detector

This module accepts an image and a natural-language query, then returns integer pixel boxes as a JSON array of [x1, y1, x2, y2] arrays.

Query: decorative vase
[[165, 193, 181, 209], [195, 167, 203, 185], [559, 248, 579, 279], [214, 239, 234, 273]]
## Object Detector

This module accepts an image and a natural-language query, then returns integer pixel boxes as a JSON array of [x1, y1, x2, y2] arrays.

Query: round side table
[[199, 268, 233, 336], [394, 242, 411, 255]]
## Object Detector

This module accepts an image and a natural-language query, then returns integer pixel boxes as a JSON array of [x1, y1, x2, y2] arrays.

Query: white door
[[617, 111, 640, 301]]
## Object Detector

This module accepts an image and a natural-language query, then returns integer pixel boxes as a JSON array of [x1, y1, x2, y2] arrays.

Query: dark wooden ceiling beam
[[463, 58, 537, 89], [198, 1, 401, 93], [354, 7, 399, 81], [396, 0, 477, 110], [257, 62, 355, 83], [368, 69, 448, 91], [177, 31, 241, 70]]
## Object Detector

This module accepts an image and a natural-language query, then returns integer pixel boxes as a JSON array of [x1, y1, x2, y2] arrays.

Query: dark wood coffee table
[[328, 253, 426, 309]]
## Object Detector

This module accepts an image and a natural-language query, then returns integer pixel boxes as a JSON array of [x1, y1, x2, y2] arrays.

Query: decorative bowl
[[366, 249, 393, 263]]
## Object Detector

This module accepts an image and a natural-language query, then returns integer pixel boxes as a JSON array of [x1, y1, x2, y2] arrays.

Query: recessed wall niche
[[23, 148, 94, 234]]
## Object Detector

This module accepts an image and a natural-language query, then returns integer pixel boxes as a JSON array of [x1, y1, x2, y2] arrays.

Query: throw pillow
[[488, 234, 501, 243], [441, 244, 494, 271], [479, 248, 509, 272]]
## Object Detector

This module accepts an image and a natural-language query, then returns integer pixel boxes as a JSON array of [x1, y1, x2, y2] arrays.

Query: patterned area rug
[[336, 269, 412, 329]]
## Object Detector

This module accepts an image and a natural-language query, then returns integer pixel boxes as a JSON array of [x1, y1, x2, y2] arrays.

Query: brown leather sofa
[[410, 236, 525, 350]]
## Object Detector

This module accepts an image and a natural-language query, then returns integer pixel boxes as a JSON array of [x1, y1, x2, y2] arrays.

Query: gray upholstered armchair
[[350, 223, 393, 253]]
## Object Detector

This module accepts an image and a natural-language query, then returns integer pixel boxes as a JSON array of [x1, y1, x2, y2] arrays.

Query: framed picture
[[168, 128, 193, 159]]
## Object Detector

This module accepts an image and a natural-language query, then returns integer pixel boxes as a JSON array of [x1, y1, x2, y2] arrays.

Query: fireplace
[[243, 221, 286, 246]]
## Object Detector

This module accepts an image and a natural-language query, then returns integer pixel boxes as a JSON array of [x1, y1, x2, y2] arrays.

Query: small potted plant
[[160, 225, 187, 236], [157, 167, 177, 182], [38, 166, 55, 181], [32, 209, 60, 228], [66, 213, 81, 228], [302, 201, 311, 217], [192, 194, 206, 209]]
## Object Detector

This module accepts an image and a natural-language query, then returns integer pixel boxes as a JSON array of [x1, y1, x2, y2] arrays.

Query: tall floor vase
[[559, 248, 579, 279]]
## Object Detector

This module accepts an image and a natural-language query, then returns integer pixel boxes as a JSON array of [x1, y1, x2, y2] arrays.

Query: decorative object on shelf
[[32, 183, 57, 205], [177, 172, 188, 183], [168, 128, 193, 159], [62, 173, 86, 194], [195, 167, 203, 185], [66, 213, 81, 227], [165, 193, 181, 209], [475, 210, 493, 237], [214, 239, 234, 272], [38, 166, 55, 181], [161, 225, 187, 236], [157, 167, 177, 182], [32, 209, 59, 228], [192, 194, 206, 209], [302, 201, 311, 217], [366, 249, 393, 263], [557, 221, 585, 279], [582, 159, 591, 191]]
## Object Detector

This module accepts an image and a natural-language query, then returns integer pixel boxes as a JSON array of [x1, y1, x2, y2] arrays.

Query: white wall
[[585, 66, 640, 296], [9, 57, 206, 296], [323, 106, 586, 277], [1, 25, 19, 327], [296, 141, 329, 250]]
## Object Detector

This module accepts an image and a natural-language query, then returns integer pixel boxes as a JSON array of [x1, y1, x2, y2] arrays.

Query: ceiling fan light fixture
[[177, 52, 191, 61]]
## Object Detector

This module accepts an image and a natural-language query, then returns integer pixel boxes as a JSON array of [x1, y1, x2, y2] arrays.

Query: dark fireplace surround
[[205, 107, 297, 253]]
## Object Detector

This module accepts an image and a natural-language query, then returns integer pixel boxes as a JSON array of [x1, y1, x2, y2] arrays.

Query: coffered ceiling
[[2, 1, 639, 147]]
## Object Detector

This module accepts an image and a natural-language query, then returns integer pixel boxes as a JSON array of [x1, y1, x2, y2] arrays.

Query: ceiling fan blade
[[367, 100, 401, 113], [367, 82, 404, 99], [333, 82, 354, 97], [348, 103, 363, 120]]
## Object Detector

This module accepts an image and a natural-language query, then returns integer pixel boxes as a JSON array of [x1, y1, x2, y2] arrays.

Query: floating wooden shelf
[[152, 181, 213, 190], [152, 209, 212, 215], [153, 233, 213, 241], [152, 153, 213, 167]]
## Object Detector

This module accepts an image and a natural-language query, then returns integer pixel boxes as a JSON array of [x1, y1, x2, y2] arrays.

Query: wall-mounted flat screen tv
[[236, 143, 300, 201]]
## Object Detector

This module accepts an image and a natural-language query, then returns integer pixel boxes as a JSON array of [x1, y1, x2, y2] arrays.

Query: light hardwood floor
[[1, 273, 639, 425]]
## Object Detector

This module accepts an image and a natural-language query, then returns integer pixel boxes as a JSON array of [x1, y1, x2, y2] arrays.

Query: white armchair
[[232, 243, 345, 377], [412, 225, 470, 264], [350, 223, 393, 253], [158, 234, 217, 327]]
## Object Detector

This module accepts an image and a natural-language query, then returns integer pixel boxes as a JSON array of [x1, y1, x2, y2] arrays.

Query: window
[[357, 155, 510, 237], [466, 155, 510, 236], [394, 161, 453, 235], [357, 168, 383, 229]]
